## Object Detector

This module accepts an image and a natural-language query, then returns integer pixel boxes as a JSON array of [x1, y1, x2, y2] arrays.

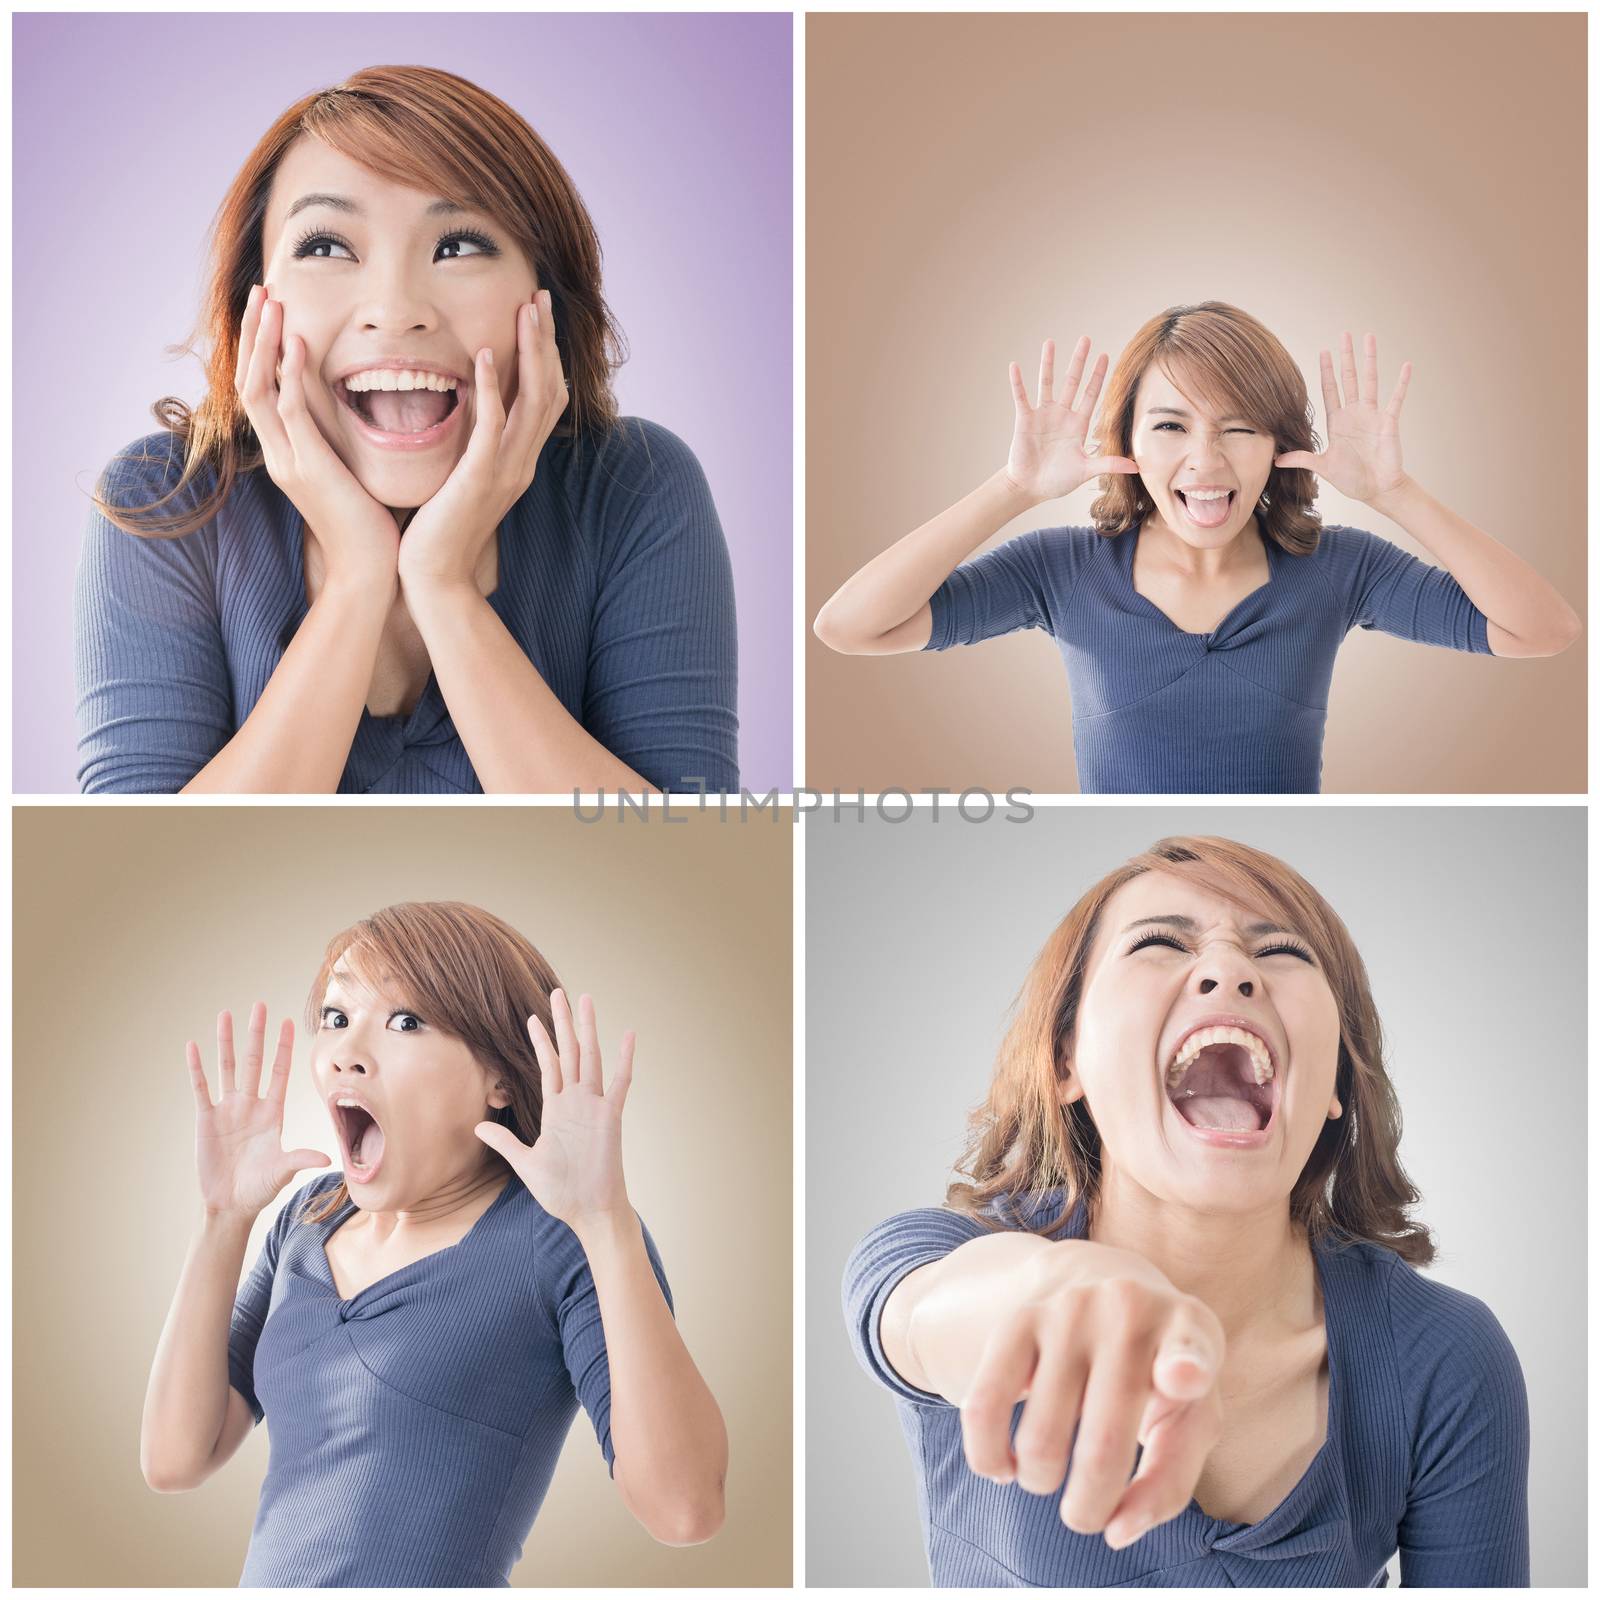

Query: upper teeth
[[1182, 489, 1231, 501], [334, 1096, 367, 1109], [1166, 1026, 1274, 1087], [343, 370, 458, 393]]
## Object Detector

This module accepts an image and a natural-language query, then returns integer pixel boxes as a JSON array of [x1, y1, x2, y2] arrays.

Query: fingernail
[[485, 348, 494, 369], [528, 301, 539, 327], [1104, 1514, 1149, 1549]]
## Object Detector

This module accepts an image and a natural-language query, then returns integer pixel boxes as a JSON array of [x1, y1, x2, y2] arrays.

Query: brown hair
[[298, 900, 561, 1225], [947, 836, 1433, 1265], [1087, 301, 1326, 557], [94, 64, 624, 539]]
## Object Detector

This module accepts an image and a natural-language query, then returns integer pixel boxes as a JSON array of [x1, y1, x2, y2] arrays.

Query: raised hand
[[188, 1002, 331, 1221], [398, 289, 570, 594], [1004, 336, 1140, 504], [960, 1242, 1224, 1548], [474, 988, 632, 1229], [1273, 330, 1412, 505], [234, 285, 401, 583]]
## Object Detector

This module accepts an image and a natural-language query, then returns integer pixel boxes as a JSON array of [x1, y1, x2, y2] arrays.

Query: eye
[[320, 1006, 348, 1029], [1128, 931, 1189, 955], [1152, 422, 1255, 434], [387, 1012, 425, 1033], [434, 228, 499, 259], [1255, 939, 1316, 964], [289, 226, 502, 262]]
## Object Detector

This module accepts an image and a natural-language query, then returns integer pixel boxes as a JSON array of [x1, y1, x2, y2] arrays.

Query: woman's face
[[258, 136, 538, 511], [310, 959, 510, 1206], [1061, 870, 1343, 1217], [1128, 363, 1278, 553]]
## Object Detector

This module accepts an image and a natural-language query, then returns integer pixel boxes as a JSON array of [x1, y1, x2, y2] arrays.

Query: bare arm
[[140, 1210, 258, 1491], [813, 338, 1138, 655], [575, 1212, 728, 1544], [181, 578, 393, 793], [1367, 476, 1581, 658]]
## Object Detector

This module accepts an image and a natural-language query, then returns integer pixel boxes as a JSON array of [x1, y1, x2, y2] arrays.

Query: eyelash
[[1153, 422, 1255, 434], [290, 226, 501, 262], [320, 1006, 426, 1031], [1127, 931, 1315, 964]]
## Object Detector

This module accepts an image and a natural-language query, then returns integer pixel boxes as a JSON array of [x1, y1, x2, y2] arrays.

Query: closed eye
[[1127, 931, 1316, 963], [1154, 422, 1255, 434], [1256, 940, 1316, 963]]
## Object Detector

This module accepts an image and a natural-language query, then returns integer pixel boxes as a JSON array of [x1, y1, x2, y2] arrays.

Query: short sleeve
[[228, 1178, 329, 1425], [1388, 1265, 1531, 1585], [1314, 526, 1492, 655], [554, 1211, 674, 1474], [580, 421, 740, 794], [925, 526, 1097, 651], [74, 436, 234, 793], [841, 1205, 989, 1406]]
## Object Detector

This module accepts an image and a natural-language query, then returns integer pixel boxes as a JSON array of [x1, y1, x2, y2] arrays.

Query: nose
[[1191, 939, 1256, 999]]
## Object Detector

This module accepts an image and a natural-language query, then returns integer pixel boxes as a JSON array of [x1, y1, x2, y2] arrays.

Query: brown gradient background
[[13, 806, 792, 1587], [807, 13, 1586, 793]]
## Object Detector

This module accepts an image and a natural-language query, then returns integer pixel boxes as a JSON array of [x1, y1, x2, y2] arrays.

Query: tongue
[[352, 1120, 386, 1169], [1180, 491, 1232, 528], [1180, 1095, 1260, 1131], [364, 388, 453, 435]]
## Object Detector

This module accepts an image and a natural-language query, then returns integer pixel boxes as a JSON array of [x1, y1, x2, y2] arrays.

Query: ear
[[487, 1080, 512, 1111], [1056, 1053, 1086, 1107], [1327, 1094, 1344, 1120]]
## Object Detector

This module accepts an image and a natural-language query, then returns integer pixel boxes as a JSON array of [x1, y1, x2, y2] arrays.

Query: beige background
[[806, 13, 1586, 793], [13, 805, 792, 1587]]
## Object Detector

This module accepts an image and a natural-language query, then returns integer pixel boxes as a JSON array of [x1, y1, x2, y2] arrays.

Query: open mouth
[[336, 381, 463, 448], [1176, 489, 1236, 529], [1165, 1028, 1276, 1135], [333, 1102, 387, 1182]]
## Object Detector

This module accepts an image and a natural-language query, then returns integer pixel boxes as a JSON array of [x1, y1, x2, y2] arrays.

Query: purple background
[[14, 12, 792, 792]]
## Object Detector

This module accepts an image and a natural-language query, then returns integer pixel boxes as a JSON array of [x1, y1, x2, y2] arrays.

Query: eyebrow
[[285, 193, 474, 222], [1121, 914, 1296, 938], [1145, 406, 1253, 424]]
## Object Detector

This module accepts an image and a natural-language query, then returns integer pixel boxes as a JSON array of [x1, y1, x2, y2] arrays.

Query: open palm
[[474, 988, 632, 1228], [1005, 337, 1139, 502], [188, 1002, 330, 1219], [1274, 330, 1411, 504]]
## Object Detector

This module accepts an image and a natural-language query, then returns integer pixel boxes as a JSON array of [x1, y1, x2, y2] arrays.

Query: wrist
[[992, 467, 1044, 516], [399, 570, 483, 614], [317, 566, 398, 612], [568, 1203, 640, 1255], [1366, 474, 1421, 517]]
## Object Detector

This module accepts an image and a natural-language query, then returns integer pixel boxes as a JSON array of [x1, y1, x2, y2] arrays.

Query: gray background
[[806, 806, 1585, 1587]]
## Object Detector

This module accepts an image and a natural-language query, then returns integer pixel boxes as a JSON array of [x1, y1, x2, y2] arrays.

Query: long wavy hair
[[94, 65, 624, 539], [298, 901, 562, 1225], [947, 836, 1434, 1265], [1087, 301, 1326, 557]]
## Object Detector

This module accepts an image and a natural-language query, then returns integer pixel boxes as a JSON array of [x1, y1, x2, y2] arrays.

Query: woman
[[141, 901, 727, 1586], [814, 303, 1578, 793], [77, 66, 739, 795], [843, 836, 1528, 1586]]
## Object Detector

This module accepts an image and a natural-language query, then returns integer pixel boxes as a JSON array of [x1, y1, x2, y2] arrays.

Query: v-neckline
[[1124, 519, 1278, 640], [1191, 1237, 1341, 1538], [317, 1174, 517, 1305]]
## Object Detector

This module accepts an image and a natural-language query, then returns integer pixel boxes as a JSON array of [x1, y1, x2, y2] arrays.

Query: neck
[[1141, 510, 1265, 584], [1087, 1169, 1313, 1342], [357, 1164, 507, 1245]]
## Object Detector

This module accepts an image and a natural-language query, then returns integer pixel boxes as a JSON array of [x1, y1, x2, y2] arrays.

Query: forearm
[[405, 582, 656, 794], [1368, 476, 1581, 652], [181, 579, 392, 793], [140, 1210, 254, 1488], [573, 1209, 727, 1545], [815, 468, 1038, 652]]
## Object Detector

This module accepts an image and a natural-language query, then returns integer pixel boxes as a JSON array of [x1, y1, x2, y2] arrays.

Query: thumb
[[1274, 452, 1317, 472], [281, 1150, 332, 1181], [474, 1121, 520, 1158]]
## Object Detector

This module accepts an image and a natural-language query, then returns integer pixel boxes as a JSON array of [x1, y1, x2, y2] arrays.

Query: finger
[[186, 1040, 213, 1112], [960, 1320, 1036, 1483], [1036, 339, 1055, 408], [217, 1010, 237, 1096], [275, 333, 320, 462], [462, 344, 504, 471], [246, 299, 291, 460], [1011, 1340, 1088, 1495], [1060, 335, 1090, 409], [1151, 1302, 1223, 1402], [1102, 1397, 1221, 1549], [610, 1029, 635, 1114], [1059, 1351, 1149, 1534], [1318, 348, 1339, 422], [1076, 353, 1109, 415], [241, 1000, 267, 1097], [539, 289, 570, 427], [1362, 331, 1378, 406], [551, 988, 581, 1088], [1009, 362, 1031, 416], [474, 1120, 528, 1159], [1340, 330, 1359, 410], [575, 992, 603, 1095], [265, 1018, 295, 1105], [1385, 361, 1411, 425], [233, 284, 264, 397], [527, 1010, 562, 1098], [500, 299, 538, 444]]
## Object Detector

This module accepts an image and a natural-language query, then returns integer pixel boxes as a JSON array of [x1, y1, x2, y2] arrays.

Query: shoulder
[[1298, 522, 1394, 574], [1019, 523, 1109, 573], [94, 432, 222, 529], [554, 415, 713, 510]]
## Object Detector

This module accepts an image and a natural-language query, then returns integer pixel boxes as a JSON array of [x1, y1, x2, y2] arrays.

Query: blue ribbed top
[[925, 521, 1492, 793], [75, 419, 740, 793], [228, 1170, 672, 1587], [843, 1194, 1529, 1587]]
